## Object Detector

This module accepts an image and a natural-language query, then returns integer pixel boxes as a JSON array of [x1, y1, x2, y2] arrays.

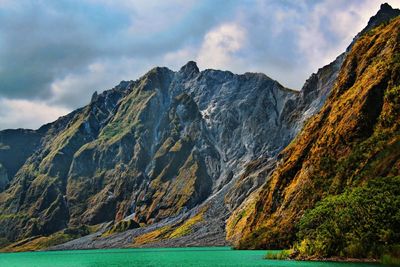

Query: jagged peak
[[90, 91, 98, 102], [346, 3, 399, 53], [144, 66, 174, 80], [179, 61, 199, 75], [379, 3, 394, 13], [363, 2, 400, 33], [116, 80, 133, 90]]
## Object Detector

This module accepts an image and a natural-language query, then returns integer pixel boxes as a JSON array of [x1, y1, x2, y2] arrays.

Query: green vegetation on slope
[[296, 176, 400, 259], [229, 15, 400, 261], [102, 219, 140, 236], [1, 225, 99, 252]]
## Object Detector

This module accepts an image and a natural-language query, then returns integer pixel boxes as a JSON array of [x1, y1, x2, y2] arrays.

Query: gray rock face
[[179, 66, 297, 187], [224, 53, 345, 212], [282, 53, 345, 139], [48, 57, 343, 250], [0, 60, 303, 245]]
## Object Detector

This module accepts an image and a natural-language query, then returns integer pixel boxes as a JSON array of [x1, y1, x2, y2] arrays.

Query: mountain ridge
[[0, 57, 300, 248]]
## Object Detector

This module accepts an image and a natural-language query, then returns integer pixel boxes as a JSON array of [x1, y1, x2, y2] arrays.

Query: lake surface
[[0, 247, 382, 267]]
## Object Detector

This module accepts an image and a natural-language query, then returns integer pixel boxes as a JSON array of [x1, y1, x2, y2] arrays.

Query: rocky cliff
[[228, 12, 400, 257], [0, 59, 302, 247]]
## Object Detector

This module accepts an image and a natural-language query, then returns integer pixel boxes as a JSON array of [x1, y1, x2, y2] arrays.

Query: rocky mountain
[[227, 8, 400, 259], [0, 3, 399, 253], [0, 60, 300, 247]]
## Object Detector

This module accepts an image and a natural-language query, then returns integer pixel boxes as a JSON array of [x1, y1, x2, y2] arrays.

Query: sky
[[0, 0, 399, 130]]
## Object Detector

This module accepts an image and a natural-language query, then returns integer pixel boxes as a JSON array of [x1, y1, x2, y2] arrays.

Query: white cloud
[[85, 0, 197, 34], [0, 98, 69, 130], [297, 0, 400, 70], [197, 23, 246, 71], [0, 0, 12, 6]]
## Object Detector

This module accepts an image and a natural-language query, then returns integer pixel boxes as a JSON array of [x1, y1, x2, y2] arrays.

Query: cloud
[[0, 1, 116, 99], [295, 0, 387, 70], [0, 98, 69, 130], [48, 57, 157, 109], [197, 23, 246, 71], [0, 0, 234, 100]]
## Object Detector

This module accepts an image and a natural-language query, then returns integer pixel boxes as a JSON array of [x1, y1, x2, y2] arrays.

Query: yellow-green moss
[[132, 225, 173, 246], [168, 207, 207, 239]]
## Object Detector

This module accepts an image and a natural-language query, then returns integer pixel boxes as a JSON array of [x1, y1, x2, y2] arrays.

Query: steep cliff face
[[0, 59, 301, 246], [0, 82, 130, 243], [229, 15, 400, 251], [224, 52, 345, 213]]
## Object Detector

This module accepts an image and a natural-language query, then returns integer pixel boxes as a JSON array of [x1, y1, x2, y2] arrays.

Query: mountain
[[0, 61, 301, 248], [227, 7, 400, 259], [0, 54, 341, 250], [0, 3, 399, 254]]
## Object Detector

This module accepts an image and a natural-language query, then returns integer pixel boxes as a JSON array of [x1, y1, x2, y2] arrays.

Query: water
[[0, 247, 381, 267]]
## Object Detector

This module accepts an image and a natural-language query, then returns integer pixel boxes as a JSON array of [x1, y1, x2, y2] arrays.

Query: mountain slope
[[0, 61, 303, 248], [228, 15, 400, 256], [0, 129, 44, 191]]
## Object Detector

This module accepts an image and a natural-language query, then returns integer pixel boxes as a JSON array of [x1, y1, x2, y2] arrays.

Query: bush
[[297, 176, 400, 259]]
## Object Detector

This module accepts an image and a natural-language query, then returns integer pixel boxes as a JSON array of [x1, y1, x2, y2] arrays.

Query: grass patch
[[381, 245, 400, 265], [264, 250, 292, 260], [168, 208, 206, 239], [381, 254, 400, 265], [1, 225, 98, 252], [132, 225, 173, 246], [132, 207, 208, 245], [102, 220, 140, 237]]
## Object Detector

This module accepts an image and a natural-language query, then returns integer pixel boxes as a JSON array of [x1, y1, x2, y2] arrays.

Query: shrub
[[297, 176, 400, 259]]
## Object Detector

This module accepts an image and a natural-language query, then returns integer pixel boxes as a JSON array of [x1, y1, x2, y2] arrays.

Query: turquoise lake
[[0, 247, 382, 267]]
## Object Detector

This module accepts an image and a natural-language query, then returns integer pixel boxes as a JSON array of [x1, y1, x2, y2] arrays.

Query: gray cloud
[[0, 0, 235, 105]]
